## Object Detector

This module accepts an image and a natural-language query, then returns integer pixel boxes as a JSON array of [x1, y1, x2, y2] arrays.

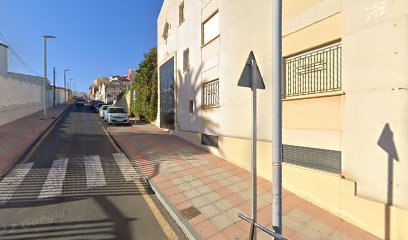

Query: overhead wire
[[0, 32, 41, 76]]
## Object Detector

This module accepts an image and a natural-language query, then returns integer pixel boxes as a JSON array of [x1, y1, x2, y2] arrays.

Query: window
[[203, 80, 219, 107], [283, 42, 342, 98], [183, 48, 190, 72], [202, 11, 219, 45], [179, 2, 185, 25], [189, 100, 194, 113]]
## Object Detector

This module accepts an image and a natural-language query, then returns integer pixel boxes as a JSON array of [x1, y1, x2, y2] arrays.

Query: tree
[[130, 48, 158, 122]]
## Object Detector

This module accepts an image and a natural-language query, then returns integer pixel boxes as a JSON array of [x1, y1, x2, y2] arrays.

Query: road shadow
[[0, 196, 138, 240]]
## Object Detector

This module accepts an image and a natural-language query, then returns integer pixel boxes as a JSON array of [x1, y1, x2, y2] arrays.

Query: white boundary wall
[[0, 44, 66, 126]]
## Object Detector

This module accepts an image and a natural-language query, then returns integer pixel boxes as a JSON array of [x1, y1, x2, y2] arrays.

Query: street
[[0, 104, 183, 240]]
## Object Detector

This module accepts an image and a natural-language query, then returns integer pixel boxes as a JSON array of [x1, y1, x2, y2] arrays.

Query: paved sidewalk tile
[[109, 124, 381, 240], [0, 103, 71, 177]]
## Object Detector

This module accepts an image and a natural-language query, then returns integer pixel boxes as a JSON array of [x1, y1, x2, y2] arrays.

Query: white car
[[105, 107, 129, 125], [99, 105, 110, 119]]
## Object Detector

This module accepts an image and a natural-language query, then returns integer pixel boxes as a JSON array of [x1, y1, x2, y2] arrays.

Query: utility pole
[[272, 0, 283, 237], [70, 79, 73, 94], [53, 67, 56, 107], [64, 69, 69, 102], [70, 79, 74, 98]]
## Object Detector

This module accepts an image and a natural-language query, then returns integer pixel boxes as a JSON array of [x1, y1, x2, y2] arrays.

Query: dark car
[[94, 103, 105, 113], [76, 98, 86, 107], [90, 101, 103, 111]]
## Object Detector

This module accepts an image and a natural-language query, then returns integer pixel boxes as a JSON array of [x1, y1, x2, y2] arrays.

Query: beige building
[[157, 0, 408, 239]]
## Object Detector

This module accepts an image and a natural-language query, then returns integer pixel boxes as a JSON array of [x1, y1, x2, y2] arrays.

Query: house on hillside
[[157, 0, 408, 239], [90, 76, 130, 103]]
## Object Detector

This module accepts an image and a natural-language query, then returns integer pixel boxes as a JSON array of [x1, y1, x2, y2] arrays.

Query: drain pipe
[[272, 0, 283, 237]]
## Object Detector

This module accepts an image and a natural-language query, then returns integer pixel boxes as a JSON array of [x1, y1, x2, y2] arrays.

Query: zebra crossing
[[0, 153, 140, 204], [84, 155, 107, 188], [0, 163, 34, 204]]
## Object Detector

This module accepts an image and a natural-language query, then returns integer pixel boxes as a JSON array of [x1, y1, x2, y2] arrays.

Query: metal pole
[[249, 59, 257, 240], [272, 0, 283, 236], [64, 70, 68, 102], [53, 67, 56, 107], [43, 37, 47, 118]]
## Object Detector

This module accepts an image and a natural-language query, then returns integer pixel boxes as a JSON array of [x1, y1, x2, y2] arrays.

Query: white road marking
[[38, 159, 69, 199], [85, 155, 107, 188], [0, 163, 34, 203], [112, 153, 138, 181]]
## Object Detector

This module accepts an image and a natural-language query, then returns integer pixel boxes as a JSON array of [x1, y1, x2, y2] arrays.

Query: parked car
[[76, 98, 86, 107], [94, 103, 104, 113], [90, 101, 102, 111], [104, 107, 129, 125], [99, 105, 110, 119]]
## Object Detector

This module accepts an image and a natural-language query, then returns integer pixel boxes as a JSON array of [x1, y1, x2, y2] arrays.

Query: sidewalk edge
[[107, 128, 202, 240], [0, 103, 72, 178]]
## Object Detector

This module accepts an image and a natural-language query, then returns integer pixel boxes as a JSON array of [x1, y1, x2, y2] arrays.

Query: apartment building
[[157, 0, 408, 238]]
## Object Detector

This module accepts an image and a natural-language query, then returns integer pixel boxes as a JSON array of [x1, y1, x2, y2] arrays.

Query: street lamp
[[64, 69, 69, 102], [43, 35, 56, 118]]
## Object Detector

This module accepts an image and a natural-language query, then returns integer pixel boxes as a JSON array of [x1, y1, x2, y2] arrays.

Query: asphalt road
[[0, 104, 184, 240]]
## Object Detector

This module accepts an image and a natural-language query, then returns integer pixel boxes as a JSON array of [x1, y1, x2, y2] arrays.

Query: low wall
[[0, 73, 66, 126]]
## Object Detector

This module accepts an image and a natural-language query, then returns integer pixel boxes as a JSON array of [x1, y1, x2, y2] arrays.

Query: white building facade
[[157, 0, 408, 239]]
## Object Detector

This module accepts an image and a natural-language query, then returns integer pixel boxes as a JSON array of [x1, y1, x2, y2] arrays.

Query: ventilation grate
[[180, 206, 201, 220]]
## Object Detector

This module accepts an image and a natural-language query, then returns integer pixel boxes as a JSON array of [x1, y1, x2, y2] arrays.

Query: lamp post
[[43, 35, 56, 118], [64, 69, 69, 102]]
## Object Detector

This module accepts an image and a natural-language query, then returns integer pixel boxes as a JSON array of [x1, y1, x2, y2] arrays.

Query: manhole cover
[[180, 206, 201, 220]]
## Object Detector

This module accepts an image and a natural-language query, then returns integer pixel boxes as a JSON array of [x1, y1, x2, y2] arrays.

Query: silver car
[[105, 107, 129, 125], [99, 105, 110, 119]]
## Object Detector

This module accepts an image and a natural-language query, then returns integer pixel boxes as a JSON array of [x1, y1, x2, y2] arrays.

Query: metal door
[[159, 57, 175, 129]]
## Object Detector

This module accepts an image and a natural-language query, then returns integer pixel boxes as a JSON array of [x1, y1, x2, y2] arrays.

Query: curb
[[0, 103, 72, 179], [107, 127, 202, 240]]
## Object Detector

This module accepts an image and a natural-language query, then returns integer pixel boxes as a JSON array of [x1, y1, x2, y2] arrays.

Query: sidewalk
[[0, 103, 71, 177], [109, 124, 379, 240]]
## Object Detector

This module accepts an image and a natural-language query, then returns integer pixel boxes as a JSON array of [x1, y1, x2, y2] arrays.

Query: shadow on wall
[[176, 63, 219, 136], [377, 123, 399, 240], [137, 64, 224, 179]]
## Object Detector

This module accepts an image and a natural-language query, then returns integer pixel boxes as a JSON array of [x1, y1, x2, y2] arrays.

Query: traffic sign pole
[[249, 59, 257, 240]]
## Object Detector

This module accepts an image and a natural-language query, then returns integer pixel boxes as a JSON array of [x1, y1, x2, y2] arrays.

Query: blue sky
[[0, 0, 163, 93]]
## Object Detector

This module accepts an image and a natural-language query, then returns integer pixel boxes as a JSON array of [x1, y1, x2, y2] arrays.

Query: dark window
[[160, 57, 175, 129], [203, 80, 219, 107], [179, 2, 185, 24], [189, 100, 194, 113], [183, 48, 190, 72], [201, 134, 218, 147], [108, 108, 126, 113], [283, 42, 342, 98]]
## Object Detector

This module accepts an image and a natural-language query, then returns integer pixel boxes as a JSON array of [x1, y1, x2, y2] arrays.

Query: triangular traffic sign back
[[238, 51, 265, 90]]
